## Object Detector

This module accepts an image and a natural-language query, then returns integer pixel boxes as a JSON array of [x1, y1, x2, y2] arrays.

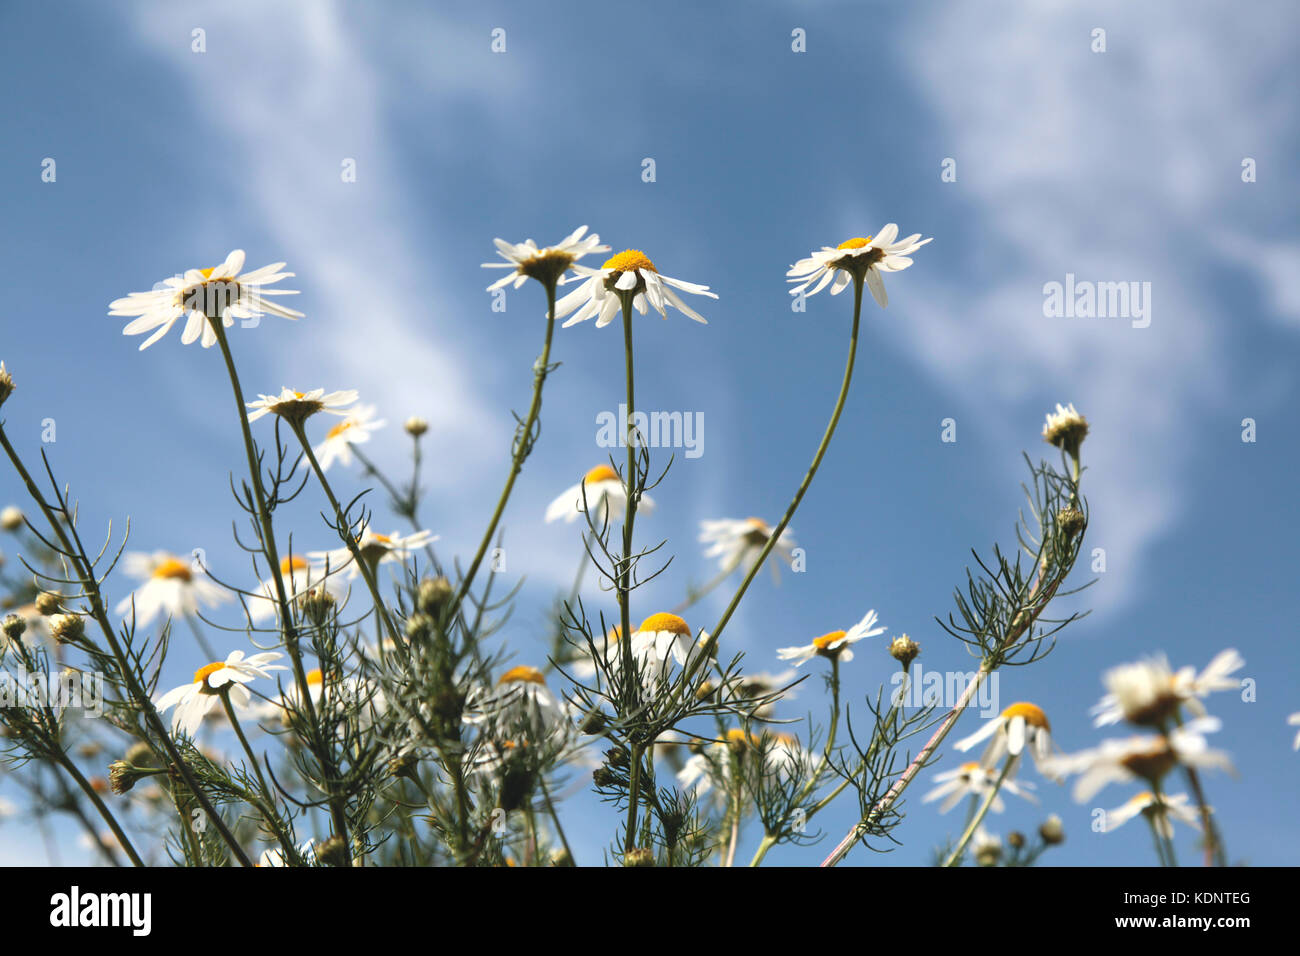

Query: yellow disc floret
[[584, 464, 620, 485], [836, 237, 874, 250], [637, 612, 691, 636], [193, 661, 226, 686], [603, 249, 657, 274], [1001, 702, 1050, 731], [152, 557, 193, 582], [498, 665, 546, 686], [812, 630, 847, 651]]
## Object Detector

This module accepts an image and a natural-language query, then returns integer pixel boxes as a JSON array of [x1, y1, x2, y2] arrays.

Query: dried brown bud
[[889, 634, 921, 667]]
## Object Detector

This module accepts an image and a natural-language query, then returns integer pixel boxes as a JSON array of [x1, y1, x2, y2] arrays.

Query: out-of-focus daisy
[[310, 529, 437, 579], [1103, 791, 1200, 838], [555, 249, 717, 328], [464, 665, 568, 732], [313, 404, 385, 471], [1091, 648, 1244, 728], [677, 728, 805, 799], [786, 225, 932, 309], [247, 554, 347, 623], [776, 609, 885, 667], [246, 387, 357, 426], [544, 464, 654, 526], [922, 761, 1038, 814], [1290, 712, 1300, 750], [115, 551, 228, 628], [954, 702, 1056, 776], [1043, 716, 1233, 803], [971, 828, 1002, 866], [1042, 402, 1089, 456], [698, 517, 796, 579], [0, 505, 22, 531], [154, 650, 285, 737], [108, 249, 302, 351], [482, 225, 610, 290]]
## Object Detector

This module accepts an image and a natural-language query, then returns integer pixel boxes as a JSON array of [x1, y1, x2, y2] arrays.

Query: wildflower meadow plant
[[0, 224, 1254, 871]]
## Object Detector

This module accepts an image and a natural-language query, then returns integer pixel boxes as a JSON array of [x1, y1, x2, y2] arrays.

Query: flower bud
[[50, 613, 85, 644], [416, 576, 453, 616], [0, 506, 22, 532], [889, 634, 921, 667], [1057, 507, 1086, 540], [316, 834, 350, 867], [2, 613, 26, 642], [1008, 831, 1026, 850], [35, 592, 61, 616], [298, 587, 336, 625], [0, 362, 14, 408], [1039, 814, 1066, 846], [624, 847, 655, 867], [404, 416, 429, 437]]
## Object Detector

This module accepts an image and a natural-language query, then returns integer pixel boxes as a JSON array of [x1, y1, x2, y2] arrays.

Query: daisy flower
[[1091, 648, 1244, 728], [554, 249, 717, 328], [247, 554, 348, 623], [971, 828, 1002, 866], [154, 650, 286, 737], [1042, 402, 1089, 456], [310, 528, 437, 578], [1103, 791, 1200, 838], [464, 665, 568, 732], [544, 464, 655, 526], [1042, 716, 1233, 803], [698, 517, 797, 579], [629, 612, 703, 673], [953, 702, 1056, 776], [776, 609, 886, 666], [1290, 712, 1300, 750], [482, 225, 610, 290], [115, 551, 228, 628], [677, 728, 806, 799], [108, 249, 302, 351], [786, 224, 932, 309], [922, 761, 1038, 814], [246, 387, 357, 426], [313, 403, 385, 472]]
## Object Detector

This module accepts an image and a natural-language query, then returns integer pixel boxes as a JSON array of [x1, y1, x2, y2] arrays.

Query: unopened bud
[[0, 362, 14, 408], [0, 506, 22, 531], [624, 847, 655, 867], [889, 634, 921, 667], [416, 576, 453, 616], [49, 613, 85, 644], [1039, 814, 1065, 846], [404, 416, 429, 438], [35, 592, 61, 616]]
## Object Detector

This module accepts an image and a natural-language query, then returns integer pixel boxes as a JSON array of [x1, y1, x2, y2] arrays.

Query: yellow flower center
[[602, 249, 657, 274], [745, 517, 770, 532], [281, 555, 310, 574], [152, 558, 193, 582], [498, 665, 546, 686], [193, 661, 226, 686], [1001, 702, 1050, 731], [836, 237, 874, 250], [1129, 791, 1155, 805], [306, 668, 324, 686], [326, 421, 354, 440], [606, 626, 623, 643], [637, 612, 691, 637], [812, 630, 847, 650], [584, 464, 620, 485], [198, 267, 216, 279], [959, 761, 981, 773]]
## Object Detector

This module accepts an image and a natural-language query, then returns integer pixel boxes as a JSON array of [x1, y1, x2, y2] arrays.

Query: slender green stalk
[[540, 777, 575, 866], [185, 612, 218, 661], [58, 754, 145, 867], [451, 281, 559, 615], [942, 756, 1013, 866]]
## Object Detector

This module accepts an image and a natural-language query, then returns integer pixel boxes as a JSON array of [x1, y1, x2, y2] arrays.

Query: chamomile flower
[[922, 761, 1038, 814], [310, 529, 437, 578], [953, 702, 1056, 776], [1103, 791, 1200, 838], [115, 551, 228, 628], [1290, 712, 1300, 750], [247, 554, 347, 623], [971, 828, 1002, 866], [1041, 403, 1089, 456], [154, 650, 286, 737], [482, 225, 610, 290], [786, 225, 932, 309], [108, 249, 302, 351], [1042, 716, 1233, 803], [554, 249, 718, 328], [698, 517, 797, 579], [464, 665, 567, 731], [776, 609, 886, 666], [544, 464, 655, 525], [629, 612, 702, 672], [1091, 648, 1244, 728], [245, 387, 358, 426], [313, 403, 385, 471]]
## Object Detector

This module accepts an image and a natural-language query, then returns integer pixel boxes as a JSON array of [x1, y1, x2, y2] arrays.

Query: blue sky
[[1, 0, 1298, 866]]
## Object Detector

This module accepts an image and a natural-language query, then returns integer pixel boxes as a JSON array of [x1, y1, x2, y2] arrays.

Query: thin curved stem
[[942, 756, 1013, 867]]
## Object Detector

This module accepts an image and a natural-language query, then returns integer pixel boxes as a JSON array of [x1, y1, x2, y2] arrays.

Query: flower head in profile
[[971, 828, 1002, 867], [313, 403, 385, 472], [1290, 712, 1300, 751], [1042, 716, 1233, 803], [1091, 648, 1244, 728], [482, 225, 610, 291], [777, 609, 886, 666], [555, 249, 717, 328], [464, 665, 568, 732], [922, 761, 1038, 814], [544, 464, 655, 526], [954, 702, 1056, 776], [246, 387, 358, 427], [247, 554, 348, 624], [677, 728, 806, 801], [699, 517, 797, 580], [1103, 791, 1199, 838], [154, 650, 286, 736], [786, 225, 932, 308], [310, 529, 437, 578], [108, 249, 302, 351], [115, 551, 228, 628], [1042, 403, 1089, 457], [629, 612, 702, 672]]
